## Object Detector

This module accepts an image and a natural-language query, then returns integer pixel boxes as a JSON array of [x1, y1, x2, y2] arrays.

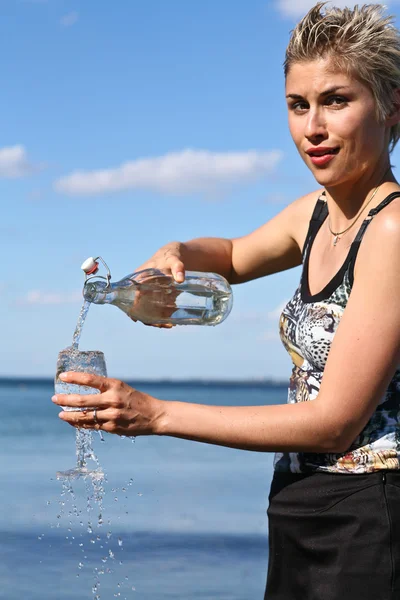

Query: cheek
[[331, 111, 382, 147], [287, 115, 302, 145]]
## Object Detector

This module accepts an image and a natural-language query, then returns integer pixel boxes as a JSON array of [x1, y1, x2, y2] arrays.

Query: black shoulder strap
[[348, 191, 400, 284], [310, 191, 328, 223], [302, 192, 328, 258]]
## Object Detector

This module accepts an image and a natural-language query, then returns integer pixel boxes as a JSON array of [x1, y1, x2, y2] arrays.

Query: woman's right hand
[[135, 241, 186, 283], [132, 241, 186, 328]]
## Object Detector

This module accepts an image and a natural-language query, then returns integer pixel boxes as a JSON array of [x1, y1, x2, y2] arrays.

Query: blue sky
[[3, 0, 400, 380]]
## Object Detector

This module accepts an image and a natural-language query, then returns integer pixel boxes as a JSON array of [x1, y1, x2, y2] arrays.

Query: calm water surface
[[1, 379, 286, 599]]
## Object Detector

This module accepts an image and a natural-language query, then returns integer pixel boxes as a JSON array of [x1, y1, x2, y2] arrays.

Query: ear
[[386, 89, 400, 127]]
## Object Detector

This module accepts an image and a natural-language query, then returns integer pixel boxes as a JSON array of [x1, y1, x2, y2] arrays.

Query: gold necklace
[[327, 167, 390, 246]]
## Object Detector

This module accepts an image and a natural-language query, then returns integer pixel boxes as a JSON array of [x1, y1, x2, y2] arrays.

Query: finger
[[59, 407, 117, 429], [57, 371, 111, 391], [52, 393, 109, 409], [169, 260, 185, 282], [59, 409, 104, 428]]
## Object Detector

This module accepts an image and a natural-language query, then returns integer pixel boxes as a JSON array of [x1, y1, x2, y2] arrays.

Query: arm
[[136, 191, 318, 284], [53, 201, 400, 453], [158, 204, 400, 452]]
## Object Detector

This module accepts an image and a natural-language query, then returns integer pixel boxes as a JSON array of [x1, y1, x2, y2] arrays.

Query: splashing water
[[51, 297, 135, 598]]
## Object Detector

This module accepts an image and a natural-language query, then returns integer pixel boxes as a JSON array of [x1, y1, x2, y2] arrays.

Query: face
[[285, 57, 389, 188]]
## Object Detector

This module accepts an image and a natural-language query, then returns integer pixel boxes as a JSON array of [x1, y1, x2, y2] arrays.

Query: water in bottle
[[80, 257, 233, 326]]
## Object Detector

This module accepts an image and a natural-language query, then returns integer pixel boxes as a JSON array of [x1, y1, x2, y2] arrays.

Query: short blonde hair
[[285, 3, 400, 152]]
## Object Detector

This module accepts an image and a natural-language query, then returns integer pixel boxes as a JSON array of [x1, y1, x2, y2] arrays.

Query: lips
[[306, 147, 340, 157]]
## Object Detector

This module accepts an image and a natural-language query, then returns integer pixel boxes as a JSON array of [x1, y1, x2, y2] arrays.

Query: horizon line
[[0, 375, 287, 387]]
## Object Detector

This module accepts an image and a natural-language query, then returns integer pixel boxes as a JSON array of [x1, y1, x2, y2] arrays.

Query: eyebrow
[[286, 86, 350, 99]]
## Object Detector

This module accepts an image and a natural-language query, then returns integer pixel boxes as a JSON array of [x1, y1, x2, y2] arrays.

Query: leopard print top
[[274, 191, 400, 474]]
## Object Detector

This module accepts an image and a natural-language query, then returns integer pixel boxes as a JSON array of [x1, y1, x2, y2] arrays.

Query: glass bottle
[[81, 257, 233, 326]]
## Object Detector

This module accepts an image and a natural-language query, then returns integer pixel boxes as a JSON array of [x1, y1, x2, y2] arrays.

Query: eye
[[326, 95, 348, 107], [289, 101, 309, 113]]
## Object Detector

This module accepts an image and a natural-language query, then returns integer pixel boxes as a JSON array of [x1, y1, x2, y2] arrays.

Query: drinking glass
[[55, 348, 107, 480]]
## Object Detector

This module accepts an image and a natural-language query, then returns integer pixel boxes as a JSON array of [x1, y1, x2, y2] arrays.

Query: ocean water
[[1, 379, 287, 600]]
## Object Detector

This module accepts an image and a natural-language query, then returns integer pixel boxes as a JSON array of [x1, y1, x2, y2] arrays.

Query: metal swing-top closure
[[81, 256, 112, 289]]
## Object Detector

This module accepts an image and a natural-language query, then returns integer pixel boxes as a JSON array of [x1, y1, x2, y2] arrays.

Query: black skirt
[[265, 470, 400, 600]]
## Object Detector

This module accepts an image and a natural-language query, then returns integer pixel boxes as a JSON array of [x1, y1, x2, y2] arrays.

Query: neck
[[324, 160, 394, 231]]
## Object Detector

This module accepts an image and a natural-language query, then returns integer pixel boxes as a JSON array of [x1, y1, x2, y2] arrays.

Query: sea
[[1, 378, 287, 600]]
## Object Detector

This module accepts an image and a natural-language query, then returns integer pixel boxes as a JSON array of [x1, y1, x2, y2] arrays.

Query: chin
[[309, 170, 337, 187]]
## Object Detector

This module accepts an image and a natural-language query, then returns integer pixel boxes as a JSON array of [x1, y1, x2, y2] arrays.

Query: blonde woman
[[54, 4, 400, 598]]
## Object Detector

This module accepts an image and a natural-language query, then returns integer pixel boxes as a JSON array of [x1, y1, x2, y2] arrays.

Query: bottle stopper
[[81, 257, 99, 276]]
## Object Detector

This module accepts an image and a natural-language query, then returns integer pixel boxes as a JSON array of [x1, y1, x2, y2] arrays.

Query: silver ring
[[93, 408, 98, 425]]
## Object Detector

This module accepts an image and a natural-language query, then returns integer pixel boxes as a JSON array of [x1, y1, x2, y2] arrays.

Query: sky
[[3, 0, 400, 381]]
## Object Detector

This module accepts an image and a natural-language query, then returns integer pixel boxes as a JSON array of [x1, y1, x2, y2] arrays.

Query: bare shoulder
[[363, 190, 400, 243], [355, 189, 400, 277]]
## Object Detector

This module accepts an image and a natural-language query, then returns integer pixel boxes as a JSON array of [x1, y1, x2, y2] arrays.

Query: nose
[[304, 108, 328, 142]]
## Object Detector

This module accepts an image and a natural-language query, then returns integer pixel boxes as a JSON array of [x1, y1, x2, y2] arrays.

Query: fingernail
[[51, 395, 57, 401], [175, 271, 184, 282], [59, 372, 68, 380]]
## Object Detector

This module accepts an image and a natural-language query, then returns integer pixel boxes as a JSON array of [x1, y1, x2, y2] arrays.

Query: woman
[[53, 4, 400, 599]]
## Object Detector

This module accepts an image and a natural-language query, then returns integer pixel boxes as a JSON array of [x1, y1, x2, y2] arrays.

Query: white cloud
[[258, 330, 280, 342], [266, 301, 288, 321], [276, 0, 360, 19], [0, 145, 40, 178], [229, 302, 287, 325], [60, 11, 79, 27], [54, 148, 283, 197], [17, 290, 82, 306], [229, 310, 267, 325]]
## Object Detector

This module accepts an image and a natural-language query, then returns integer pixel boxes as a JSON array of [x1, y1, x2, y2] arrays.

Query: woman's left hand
[[52, 372, 165, 436]]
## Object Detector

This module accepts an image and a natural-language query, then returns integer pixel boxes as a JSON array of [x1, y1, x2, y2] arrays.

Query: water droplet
[[78, 562, 84, 569], [118, 538, 123, 547], [107, 531, 112, 539], [109, 550, 115, 559]]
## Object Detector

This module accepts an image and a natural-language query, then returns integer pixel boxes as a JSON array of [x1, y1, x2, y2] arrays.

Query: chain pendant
[[333, 235, 339, 246]]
